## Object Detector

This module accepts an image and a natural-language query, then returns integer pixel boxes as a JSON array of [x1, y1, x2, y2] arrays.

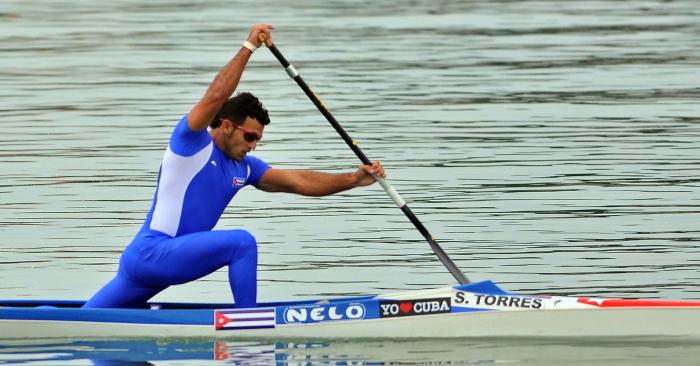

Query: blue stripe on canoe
[[453, 280, 511, 295], [0, 307, 214, 325], [0, 297, 379, 325], [0, 281, 511, 325], [0, 296, 377, 309]]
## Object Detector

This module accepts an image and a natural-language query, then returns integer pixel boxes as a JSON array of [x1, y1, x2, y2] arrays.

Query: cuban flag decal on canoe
[[215, 308, 276, 331]]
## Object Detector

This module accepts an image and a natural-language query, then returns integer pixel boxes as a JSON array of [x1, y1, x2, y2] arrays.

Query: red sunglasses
[[235, 125, 261, 143], [222, 118, 262, 143]]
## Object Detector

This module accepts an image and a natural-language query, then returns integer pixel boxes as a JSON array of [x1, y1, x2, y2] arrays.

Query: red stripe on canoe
[[578, 297, 700, 308]]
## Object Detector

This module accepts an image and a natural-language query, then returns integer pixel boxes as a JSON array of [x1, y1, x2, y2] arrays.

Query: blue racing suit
[[83, 115, 270, 308]]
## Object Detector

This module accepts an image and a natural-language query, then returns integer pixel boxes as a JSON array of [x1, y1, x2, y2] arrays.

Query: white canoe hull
[[2, 281, 700, 339], [2, 307, 699, 339]]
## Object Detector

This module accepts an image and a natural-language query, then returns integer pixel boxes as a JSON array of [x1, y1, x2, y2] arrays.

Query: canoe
[[2, 280, 700, 339]]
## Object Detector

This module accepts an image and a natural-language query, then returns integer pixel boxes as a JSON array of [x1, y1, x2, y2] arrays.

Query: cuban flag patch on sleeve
[[232, 176, 246, 187], [215, 308, 276, 331]]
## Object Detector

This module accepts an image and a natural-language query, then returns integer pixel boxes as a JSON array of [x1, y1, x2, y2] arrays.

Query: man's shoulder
[[169, 114, 213, 156], [173, 114, 211, 138], [243, 154, 266, 164], [240, 154, 271, 187]]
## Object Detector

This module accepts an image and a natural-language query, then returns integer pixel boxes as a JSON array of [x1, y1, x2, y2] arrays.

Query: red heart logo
[[399, 302, 413, 313]]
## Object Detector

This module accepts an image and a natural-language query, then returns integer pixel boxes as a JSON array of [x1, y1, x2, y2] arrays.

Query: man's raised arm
[[187, 24, 274, 131]]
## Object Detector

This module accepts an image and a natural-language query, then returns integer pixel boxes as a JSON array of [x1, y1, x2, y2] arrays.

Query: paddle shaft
[[260, 36, 469, 285]]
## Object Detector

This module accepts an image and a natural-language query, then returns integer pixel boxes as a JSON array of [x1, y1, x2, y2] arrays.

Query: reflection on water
[[1, 338, 699, 366]]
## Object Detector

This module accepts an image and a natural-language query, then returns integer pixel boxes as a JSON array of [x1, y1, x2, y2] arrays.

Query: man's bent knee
[[231, 229, 257, 254]]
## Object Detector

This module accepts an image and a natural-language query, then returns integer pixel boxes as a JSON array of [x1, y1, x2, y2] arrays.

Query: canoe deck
[[2, 281, 700, 339]]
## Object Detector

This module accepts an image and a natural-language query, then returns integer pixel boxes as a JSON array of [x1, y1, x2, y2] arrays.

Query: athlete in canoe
[[83, 24, 385, 308]]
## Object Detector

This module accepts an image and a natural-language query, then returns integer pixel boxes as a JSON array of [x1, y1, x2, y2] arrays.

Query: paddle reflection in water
[[1, 338, 699, 365]]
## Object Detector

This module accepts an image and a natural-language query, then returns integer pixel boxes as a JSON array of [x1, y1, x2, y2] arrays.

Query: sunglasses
[[235, 125, 262, 143]]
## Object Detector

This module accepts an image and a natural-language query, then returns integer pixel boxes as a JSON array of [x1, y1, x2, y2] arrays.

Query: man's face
[[221, 116, 264, 161]]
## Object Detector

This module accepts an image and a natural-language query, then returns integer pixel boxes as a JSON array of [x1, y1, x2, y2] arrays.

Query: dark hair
[[210, 92, 270, 128]]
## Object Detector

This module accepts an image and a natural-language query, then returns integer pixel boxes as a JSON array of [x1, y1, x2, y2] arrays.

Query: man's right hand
[[247, 24, 274, 48], [188, 23, 275, 132]]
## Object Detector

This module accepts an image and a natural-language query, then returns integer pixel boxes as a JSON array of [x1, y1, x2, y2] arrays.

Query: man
[[83, 24, 385, 308]]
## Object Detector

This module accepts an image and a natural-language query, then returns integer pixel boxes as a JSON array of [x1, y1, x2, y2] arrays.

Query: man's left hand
[[354, 161, 385, 187]]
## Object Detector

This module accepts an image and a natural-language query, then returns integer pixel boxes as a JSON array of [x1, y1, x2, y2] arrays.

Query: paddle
[[259, 35, 469, 285]]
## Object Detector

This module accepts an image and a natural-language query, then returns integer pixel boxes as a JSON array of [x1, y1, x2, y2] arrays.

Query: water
[[1, 0, 699, 364], [2, 338, 699, 365]]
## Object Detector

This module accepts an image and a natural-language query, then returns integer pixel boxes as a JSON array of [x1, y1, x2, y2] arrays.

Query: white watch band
[[242, 41, 257, 53]]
